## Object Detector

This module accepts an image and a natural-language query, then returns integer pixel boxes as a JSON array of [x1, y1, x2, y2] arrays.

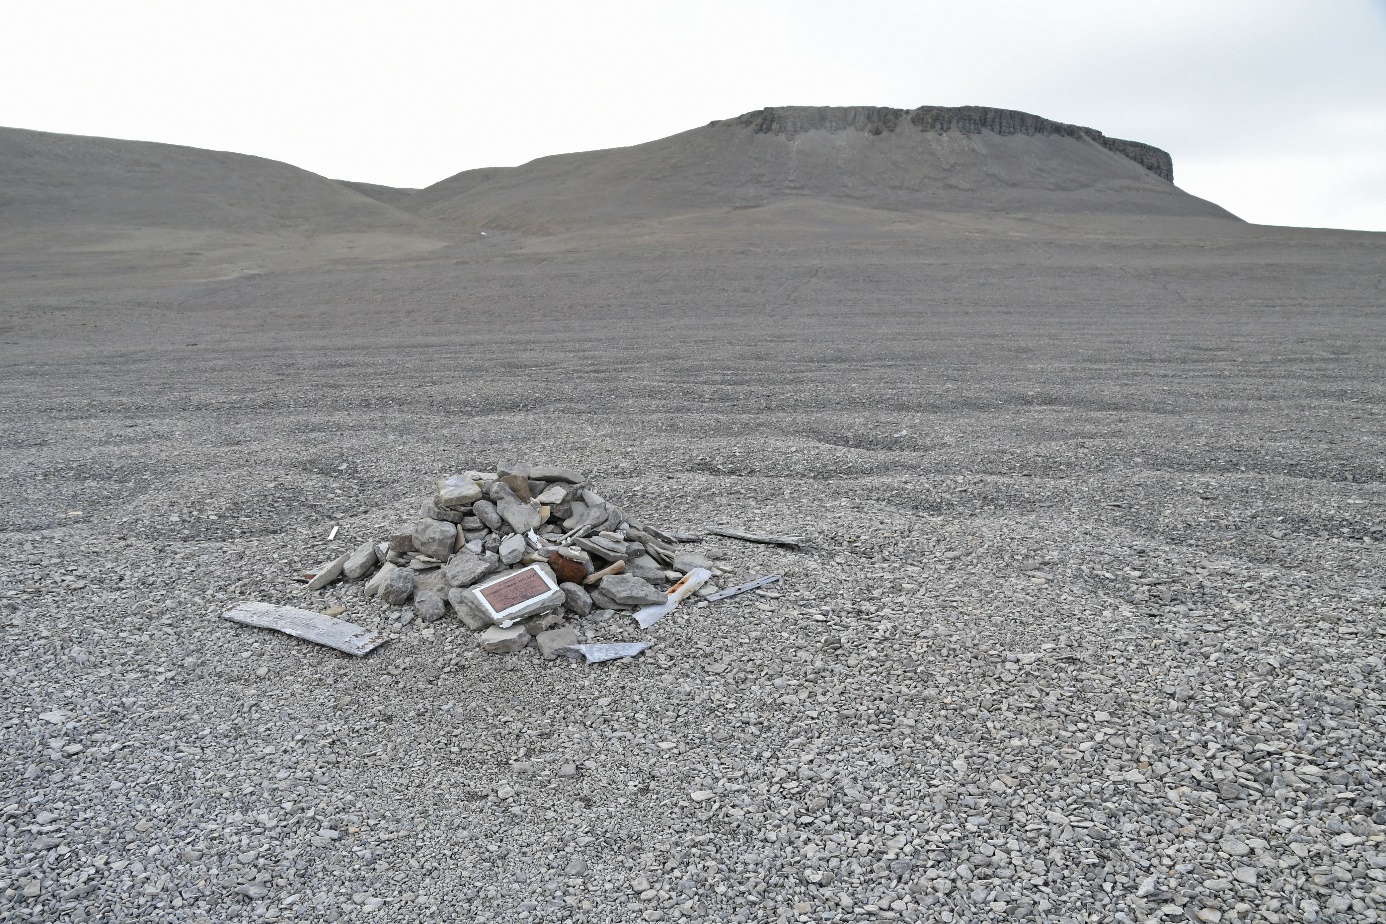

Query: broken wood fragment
[[707, 527, 803, 549], [222, 601, 389, 657], [582, 559, 626, 586]]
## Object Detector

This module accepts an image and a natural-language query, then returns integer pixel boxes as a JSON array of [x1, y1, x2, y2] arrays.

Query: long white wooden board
[[223, 601, 389, 657]]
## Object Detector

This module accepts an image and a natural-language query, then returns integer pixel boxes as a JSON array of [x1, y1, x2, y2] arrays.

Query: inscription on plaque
[[481, 569, 550, 612]]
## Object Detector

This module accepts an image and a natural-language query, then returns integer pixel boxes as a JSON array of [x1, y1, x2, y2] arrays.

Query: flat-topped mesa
[[716, 105, 1175, 182]]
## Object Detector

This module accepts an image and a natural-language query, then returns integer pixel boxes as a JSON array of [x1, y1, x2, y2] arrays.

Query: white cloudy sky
[[4, 0, 1384, 231]]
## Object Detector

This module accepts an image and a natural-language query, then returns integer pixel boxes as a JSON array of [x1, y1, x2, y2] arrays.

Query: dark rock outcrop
[[718, 105, 1174, 182]]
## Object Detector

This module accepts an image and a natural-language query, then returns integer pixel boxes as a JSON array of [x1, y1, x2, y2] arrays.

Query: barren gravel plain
[[3, 115, 1386, 924]]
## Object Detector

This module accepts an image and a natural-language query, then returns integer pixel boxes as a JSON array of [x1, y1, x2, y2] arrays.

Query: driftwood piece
[[707, 527, 804, 549], [582, 559, 626, 585], [222, 601, 389, 657], [625, 527, 676, 566]]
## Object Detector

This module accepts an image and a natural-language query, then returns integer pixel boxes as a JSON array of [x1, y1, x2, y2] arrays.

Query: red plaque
[[480, 569, 551, 612]]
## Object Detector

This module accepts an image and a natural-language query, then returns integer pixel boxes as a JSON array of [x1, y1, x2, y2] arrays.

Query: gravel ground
[[2, 224, 1385, 923]]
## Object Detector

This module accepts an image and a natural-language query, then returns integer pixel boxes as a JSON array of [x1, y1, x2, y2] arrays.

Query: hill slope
[[0, 127, 425, 233], [405, 106, 1237, 234], [0, 126, 447, 282]]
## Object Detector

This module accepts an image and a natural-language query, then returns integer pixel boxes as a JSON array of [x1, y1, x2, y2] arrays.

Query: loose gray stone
[[364, 562, 398, 597], [421, 498, 467, 524], [378, 568, 415, 606], [672, 551, 714, 573], [536, 625, 580, 660], [412, 518, 457, 560], [500, 473, 532, 502], [532, 465, 587, 484], [413, 590, 446, 623], [560, 582, 593, 616], [522, 610, 564, 634], [448, 587, 491, 630], [498, 498, 541, 534], [1220, 835, 1250, 857], [442, 550, 499, 588], [342, 541, 379, 581], [534, 483, 570, 505], [479, 624, 529, 653], [627, 555, 666, 584], [307, 551, 351, 591], [598, 573, 666, 606], [499, 532, 527, 565], [473, 499, 502, 530], [436, 475, 482, 509]]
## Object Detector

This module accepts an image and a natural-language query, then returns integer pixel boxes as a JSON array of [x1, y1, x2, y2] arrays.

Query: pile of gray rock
[[305, 463, 725, 657]]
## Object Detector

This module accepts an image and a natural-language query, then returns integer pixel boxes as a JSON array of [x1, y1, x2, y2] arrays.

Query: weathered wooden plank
[[707, 527, 803, 548], [222, 601, 389, 657]]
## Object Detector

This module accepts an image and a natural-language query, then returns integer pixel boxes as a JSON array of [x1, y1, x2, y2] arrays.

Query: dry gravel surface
[[2, 220, 1385, 924]]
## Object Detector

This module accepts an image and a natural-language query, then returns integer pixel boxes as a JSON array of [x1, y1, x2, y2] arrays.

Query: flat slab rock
[[597, 573, 667, 606], [222, 602, 389, 657]]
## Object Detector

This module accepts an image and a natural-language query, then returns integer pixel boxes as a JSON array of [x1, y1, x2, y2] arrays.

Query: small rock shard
[[306, 552, 351, 591], [671, 551, 714, 573], [560, 581, 593, 616], [448, 587, 491, 630], [479, 624, 529, 653], [378, 568, 415, 606], [472, 499, 502, 530], [342, 541, 379, 581], [223, 602, 389, 657], [536, 625, 580, 660], [499, 532, 527, 565], [413, 590, 446, 623]]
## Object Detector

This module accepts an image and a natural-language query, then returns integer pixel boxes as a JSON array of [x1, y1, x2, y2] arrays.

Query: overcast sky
[[5, 1, 1384, 232]]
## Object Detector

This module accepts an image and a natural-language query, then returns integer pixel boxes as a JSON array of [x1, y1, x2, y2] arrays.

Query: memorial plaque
[[469, 564, 563, 627], [481, 568, 551, 612]]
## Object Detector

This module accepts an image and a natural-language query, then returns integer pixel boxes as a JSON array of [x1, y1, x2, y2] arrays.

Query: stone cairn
[[307, 463, 722, 657]]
